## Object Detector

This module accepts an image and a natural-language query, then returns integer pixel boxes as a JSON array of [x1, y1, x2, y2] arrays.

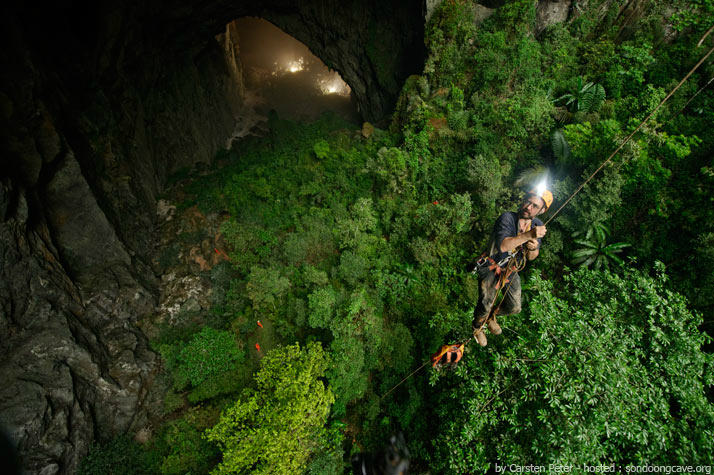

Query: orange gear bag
[[430, 343, 465, 368]]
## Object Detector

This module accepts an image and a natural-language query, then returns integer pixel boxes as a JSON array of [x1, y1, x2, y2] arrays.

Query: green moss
[[78, 435, 159, 475]]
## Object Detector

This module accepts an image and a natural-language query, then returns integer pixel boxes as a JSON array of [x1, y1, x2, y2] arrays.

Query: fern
[[554, 76, 605, 113], [551, 129, 571, 163], [571, 222, 629, 270], [581, 83, 605, 112]]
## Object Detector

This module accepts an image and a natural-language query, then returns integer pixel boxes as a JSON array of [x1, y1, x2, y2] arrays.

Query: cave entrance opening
[[228, 17, 360, 140]]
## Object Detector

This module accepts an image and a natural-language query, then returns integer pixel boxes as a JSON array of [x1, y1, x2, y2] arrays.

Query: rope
[[668, 75, 714, 122], [380, 358, 433, 400]]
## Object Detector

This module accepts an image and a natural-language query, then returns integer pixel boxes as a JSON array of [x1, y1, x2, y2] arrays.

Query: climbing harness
[[430, 249, 527, 371], [476, 254, 526, 331], [379, 33, 714, 400], [472, 251, 517, 278]]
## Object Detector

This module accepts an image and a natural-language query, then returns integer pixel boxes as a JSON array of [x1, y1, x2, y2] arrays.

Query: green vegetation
[[571, 221, 630, 269], [78, 435, 160, 475], [159, 327, 247, 403], [555, 76, 606, 113], [81, 0, 714, 473], [431, 265, 714, 471], [159, 410, 221, 475], [206, 342, 335, 474]]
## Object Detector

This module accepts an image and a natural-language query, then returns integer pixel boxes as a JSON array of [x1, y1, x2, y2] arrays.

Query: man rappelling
[[403, 38, 708, 383], [471, 185, 553, 347]]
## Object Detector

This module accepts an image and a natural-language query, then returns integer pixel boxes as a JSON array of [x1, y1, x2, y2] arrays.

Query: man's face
[[519, 194, 545, 219]]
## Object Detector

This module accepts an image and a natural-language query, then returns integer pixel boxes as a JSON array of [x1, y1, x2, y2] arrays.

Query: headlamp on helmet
[[529, 178, 553, 210]]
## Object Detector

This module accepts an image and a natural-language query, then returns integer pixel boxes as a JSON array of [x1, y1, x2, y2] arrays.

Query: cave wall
[[0, 1, 425, 473], [0, 4, 244, 474]]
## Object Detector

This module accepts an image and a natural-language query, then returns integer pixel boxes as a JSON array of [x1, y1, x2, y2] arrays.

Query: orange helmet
[[528, 187, 553, 210]]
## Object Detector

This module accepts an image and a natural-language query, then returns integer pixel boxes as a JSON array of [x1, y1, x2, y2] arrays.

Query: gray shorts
[[472, 266, 521, 326]]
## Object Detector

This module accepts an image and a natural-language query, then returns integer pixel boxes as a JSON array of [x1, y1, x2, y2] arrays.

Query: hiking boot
[[487, 317, 502, 335], [473, 328, 488, 347]]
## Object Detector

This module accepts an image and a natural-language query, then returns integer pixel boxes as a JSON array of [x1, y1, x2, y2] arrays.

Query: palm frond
[[604, 242, 630, 252], [551, 129, 571, 163], [573, 240, 597, 249], [514, 166, 548, 188], [581, 83, 606, 112]]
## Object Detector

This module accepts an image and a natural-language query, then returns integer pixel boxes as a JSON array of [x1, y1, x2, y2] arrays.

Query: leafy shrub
[[206, 342, 335, 475], [367, 147, 413, 194], [313, 139, 330, 159], [562, 119, 621, 167], [430, 266, 714, 472], [163, 389, 184, 415], [160, 418, 219, 475], [160, 327, 245, 402], [283, 216, 336, 267], [466, 153, 504, 228], [245, 266, 291, 314], [308, 286, 339, 329], [78, 435, 158, 475]]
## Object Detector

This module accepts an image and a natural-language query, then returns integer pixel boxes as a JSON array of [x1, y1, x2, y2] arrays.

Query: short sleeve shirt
[[488, 212, 543, 265]]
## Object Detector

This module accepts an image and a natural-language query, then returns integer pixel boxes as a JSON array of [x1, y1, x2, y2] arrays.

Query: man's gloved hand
[[530, 225, 547, 239]]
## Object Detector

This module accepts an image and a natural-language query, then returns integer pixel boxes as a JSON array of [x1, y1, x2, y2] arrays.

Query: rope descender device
[[430, 342, 466, 369]]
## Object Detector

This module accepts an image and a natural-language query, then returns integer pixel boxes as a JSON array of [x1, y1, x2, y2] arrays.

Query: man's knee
[[496, 294, 521, 316]]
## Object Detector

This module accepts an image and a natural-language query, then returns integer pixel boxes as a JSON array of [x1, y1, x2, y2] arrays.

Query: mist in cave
[[230, 17, 360, 140]]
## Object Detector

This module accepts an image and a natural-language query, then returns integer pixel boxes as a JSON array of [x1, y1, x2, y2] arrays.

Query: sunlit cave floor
[[228, 80, 360, 146]]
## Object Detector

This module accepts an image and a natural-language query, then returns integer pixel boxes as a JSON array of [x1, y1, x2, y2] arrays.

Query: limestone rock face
[[0, 178, 156, 474], [0, 4, 241, 473], [536, 0, 573, 35]]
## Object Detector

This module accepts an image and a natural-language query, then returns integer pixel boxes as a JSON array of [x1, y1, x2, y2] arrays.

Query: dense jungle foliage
[[80, 0, 714, 473]]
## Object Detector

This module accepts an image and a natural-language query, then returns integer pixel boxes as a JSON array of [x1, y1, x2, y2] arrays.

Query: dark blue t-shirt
[[488, 212, 543, 265]]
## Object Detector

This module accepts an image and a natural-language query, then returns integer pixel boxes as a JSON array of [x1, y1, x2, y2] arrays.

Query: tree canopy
[[431, 265, 714, 472], [205, 342, 334, 475]]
